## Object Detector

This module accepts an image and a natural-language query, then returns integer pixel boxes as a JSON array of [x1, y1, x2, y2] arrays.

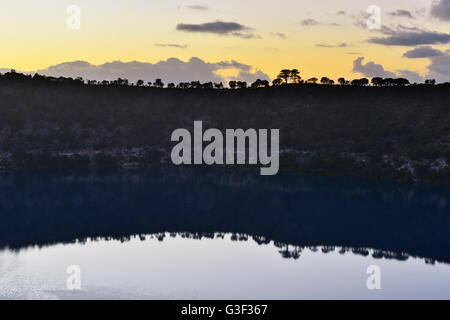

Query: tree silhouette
[[338, 78, 346, 85], [136, 79, 144, 87], [251, 79, 269, 88], [320, 77, 331, 85], [236, 81, 247, 89], [154, 79, 164, 88], [371, 77, 384, 86], [272, 78, 283, 86], [290, 69, 301, 83], [278, 69, 291, 84], [229, 80, 237, 89], [307, 77, 318, 84]]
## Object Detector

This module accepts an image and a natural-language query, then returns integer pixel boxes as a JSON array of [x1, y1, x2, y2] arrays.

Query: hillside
[[0, 76, 449, 184]]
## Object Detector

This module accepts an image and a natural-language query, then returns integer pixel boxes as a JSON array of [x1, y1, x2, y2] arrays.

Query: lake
[[0, 168, 449, 299]]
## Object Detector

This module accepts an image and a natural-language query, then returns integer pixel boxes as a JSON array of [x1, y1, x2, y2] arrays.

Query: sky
[[0, 0, 450, 83]]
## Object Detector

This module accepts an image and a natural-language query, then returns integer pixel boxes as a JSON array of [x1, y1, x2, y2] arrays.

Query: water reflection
[[0, 168, 449, 265]]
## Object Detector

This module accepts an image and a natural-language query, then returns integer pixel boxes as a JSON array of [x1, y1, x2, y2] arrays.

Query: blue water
[[0, 168, 449, 299]]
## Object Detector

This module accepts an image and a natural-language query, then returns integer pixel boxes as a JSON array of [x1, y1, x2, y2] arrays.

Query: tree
[[167, 82, 175, 88], [154, 79, 164, 88], [202, 82, 213, 89], [136, 79, 144, 87], [307, 77, 318, 84], [320, 77, 330, 85], [371, 77, 384, 86], [425, 79, 436, 85], [360, 78, 369, 86], [236, 81, 247, 89], [214, 82, 223, 89], [251, 79, 269, 88], [290, 69, 301, 83], [395, 78, 409, 86], [272, 78, 283, 86], [338, 78, 346, 85], [229, 80, 237, 89], [277, 69, 291, 84]]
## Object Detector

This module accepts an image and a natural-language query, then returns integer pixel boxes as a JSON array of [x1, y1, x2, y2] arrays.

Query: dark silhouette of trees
[[372, 77, 410, 87], [351, 78, 369, 86], [277, 69, 291, 84], [154, 79, 164, 88], [272, 78, 283, 86], [371, 77, 384, 86], [202, 82, 213, 89], [1, 68, 444, 92], [251, 79, 269, 88], [236, 81, 247, 89], [320, 77, 330, 85], [290, 69, 301, 83]]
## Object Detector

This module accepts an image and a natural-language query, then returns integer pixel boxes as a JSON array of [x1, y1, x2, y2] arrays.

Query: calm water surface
[[0, 168, 449, 299]]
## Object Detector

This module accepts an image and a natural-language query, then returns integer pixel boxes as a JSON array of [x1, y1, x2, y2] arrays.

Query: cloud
[[352, 56, 450, 83], [396, 70, 424, 83], [426, 52, 450, 82], [368, 26, 450, 46], [154, 43, 188, 49], [336, 11, 346, 16], [176, 20, 258, 38], [388, 10, 414, 18], [430, 0, 450, 21], [352, 57, 396, 78], [186, 4, 210, 11], [272, 32, 287, 39], [402, 46, 444, 58], [300, 19, 319, 26], [31, 58, 269, 84], [316, 43, 348, 48]]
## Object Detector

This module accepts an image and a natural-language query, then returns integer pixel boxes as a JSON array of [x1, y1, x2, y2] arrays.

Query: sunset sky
[[1, 0, 449, 83]]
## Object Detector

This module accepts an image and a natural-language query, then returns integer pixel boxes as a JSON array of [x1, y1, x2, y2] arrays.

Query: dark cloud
[[397, 70, 424, 83], [388, 10, 414, 18], [426, 52, 450, 82], [430, 0, 450, 21], [186, 4, 210, 11], [368, 26, 450, 46], [352, 57, 396, 78], [300, 19, 319, 26], [176, 20, 258, 38], [31, 58, 269, 84], [315, 43, 348, 48], [352, 57, 432, 83], [154, 43, 188, 49], [272, 32, 287, 39], [402, 46, 444, 58]]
